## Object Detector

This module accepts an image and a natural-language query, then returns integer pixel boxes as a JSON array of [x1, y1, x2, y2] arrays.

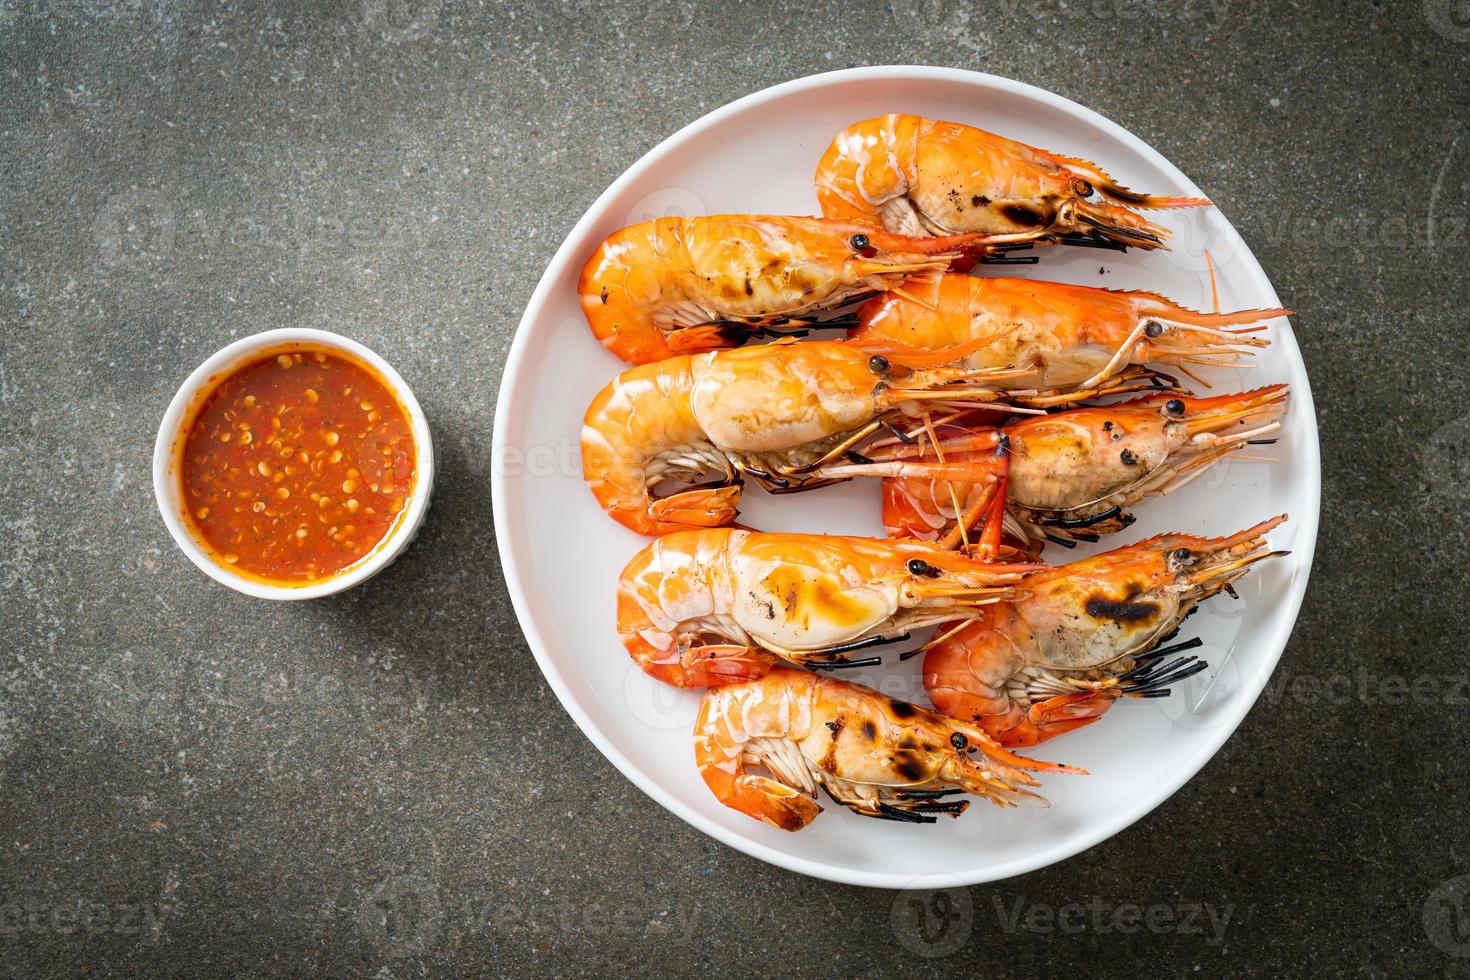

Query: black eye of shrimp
[[907, 558, 939, 577], [1172, 548, 1193, 562], [1145, 321, 1164, 338], [868, 355, 890, 376], [1073, 179, 1094, 198], [1165, 399, 1186, 417], [849, 233, 870, 252]]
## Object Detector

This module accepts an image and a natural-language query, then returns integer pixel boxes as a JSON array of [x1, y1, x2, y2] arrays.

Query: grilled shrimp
[[581, 339, 1032, 536], [851, 274, 1289, 403], [617, 529, 1039, 687], [884, 386, 1290, 550], [815, 114, 1208, 252], [695, 667, 1081, 830], [923, 516, 1289, 746], [578, 214, 992, 364]]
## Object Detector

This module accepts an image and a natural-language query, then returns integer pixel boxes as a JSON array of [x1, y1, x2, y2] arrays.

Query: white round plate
[[492, 67, 1319, 888]]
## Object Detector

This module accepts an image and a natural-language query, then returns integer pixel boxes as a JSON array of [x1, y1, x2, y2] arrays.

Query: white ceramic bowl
[[492, 67, 1320, 887], [154, 328, 434, 600]]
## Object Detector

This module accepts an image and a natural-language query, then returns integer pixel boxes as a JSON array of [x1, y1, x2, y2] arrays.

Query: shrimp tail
[[703, 769, 823, 832], [625, 635, 776, 689], [1002, 692, 1120, 747], [647, 483, 743, 530], [664, 321, 749, 355]]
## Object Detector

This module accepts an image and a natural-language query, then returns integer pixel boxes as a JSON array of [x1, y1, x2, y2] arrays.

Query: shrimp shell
[[923, 516, 1289, 745], [617, 528, 1039, 688], [815, 114, 1209, 249], [578, 214, 989, 364], [695, 667, 1081, 830]]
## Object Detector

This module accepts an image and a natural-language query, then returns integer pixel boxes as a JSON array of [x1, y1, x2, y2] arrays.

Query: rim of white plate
[[490, 66, 1321, 889]]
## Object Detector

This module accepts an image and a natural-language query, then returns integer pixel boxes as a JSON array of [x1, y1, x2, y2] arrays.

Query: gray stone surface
[[1, 0, 1468, 975]]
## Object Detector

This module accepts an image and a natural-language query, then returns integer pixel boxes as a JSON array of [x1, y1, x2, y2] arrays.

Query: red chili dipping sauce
[[180, 346, 417, 584]]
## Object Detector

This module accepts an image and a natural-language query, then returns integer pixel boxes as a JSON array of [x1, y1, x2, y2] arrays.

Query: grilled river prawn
[[815, 114, 1209, 253], [581, 338, 1038, 536], [695, 667, 1082, 830], [851, 274, 1287, 401], [923, 517, 1289, 746], [578, 214, 995, 364], [617, 529, 1039, 687], [882, 386, 1290, 550]]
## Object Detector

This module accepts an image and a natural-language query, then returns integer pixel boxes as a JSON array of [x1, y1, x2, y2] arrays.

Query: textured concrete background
[[2, 0, 1468, 976]]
